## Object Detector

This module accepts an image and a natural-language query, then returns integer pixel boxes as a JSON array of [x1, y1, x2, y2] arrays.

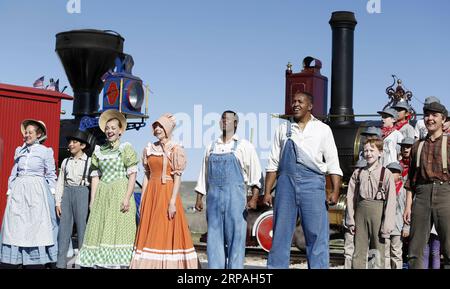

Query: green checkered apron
[[77, 147, 137, 268]]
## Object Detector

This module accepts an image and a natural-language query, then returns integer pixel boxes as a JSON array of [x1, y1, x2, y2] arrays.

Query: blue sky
[[1, 0, 449, 181]]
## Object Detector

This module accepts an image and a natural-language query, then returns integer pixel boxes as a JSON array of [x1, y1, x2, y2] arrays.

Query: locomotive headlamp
[[102, 54, 149, 122]]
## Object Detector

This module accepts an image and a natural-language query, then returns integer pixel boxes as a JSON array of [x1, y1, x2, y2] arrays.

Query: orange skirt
[[130, 174, 198, 269]]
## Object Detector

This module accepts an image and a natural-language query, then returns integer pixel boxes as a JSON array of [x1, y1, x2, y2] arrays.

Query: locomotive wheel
[[252, 210, 273, 252], [252, 211, 308, 252]]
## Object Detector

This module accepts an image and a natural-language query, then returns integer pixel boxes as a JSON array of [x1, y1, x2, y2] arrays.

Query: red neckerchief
[[382, 126, 396, 139], [395, 114, 412, 131], [395, 180, 403, 196], [400, 158, 410, 178], [395, 119, 409, 131]]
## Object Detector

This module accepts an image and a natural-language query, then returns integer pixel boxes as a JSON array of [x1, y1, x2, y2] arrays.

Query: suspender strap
[[286, 120, 292, 138], [209, 138, 239, 153], [379, 166, 388, 226], [378, 167, 386, 194], [356, 168, 362, 185], [416, 140, 425, 168], [63, 158, 69, 185], [232, 139, 239, 152], [80, 157, 90, 186], [64, 157, 90, 186], [416, 135, 448, 174], [355, 168, 363, 204], [443, 135, 448, 174]]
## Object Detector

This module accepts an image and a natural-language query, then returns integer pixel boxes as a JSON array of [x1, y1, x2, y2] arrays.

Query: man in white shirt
[[263, 92, 343, 269], [194, 110, 263, 269]]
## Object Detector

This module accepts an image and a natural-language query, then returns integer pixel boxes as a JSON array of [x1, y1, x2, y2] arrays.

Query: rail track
[[194, 243, 345, 267]]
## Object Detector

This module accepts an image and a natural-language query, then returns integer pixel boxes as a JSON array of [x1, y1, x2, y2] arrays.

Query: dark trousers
[[408, 182, 450, 269]]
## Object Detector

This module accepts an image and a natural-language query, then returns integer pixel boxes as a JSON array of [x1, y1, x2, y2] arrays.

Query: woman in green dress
[[78, 109, 138, 268]]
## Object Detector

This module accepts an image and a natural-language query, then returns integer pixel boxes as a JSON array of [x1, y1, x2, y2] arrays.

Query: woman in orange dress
[[130, 113, 198, 269]]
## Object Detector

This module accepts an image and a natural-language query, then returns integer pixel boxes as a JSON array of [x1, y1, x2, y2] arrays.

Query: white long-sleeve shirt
[[266, 116, 343, 176], [382, 130, 403, 167], [414, 119, 427, 140], [195, 134, 263, 195], [55, 153, 91, 206]]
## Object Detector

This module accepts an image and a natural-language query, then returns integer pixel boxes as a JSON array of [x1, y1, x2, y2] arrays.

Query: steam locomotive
[[54, 12, 381, 252], [0, 11, 389, 253]]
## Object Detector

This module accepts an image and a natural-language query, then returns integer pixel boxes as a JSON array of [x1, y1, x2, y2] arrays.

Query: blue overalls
[[267, 122, 329, 269], [206, 140, 247, 269]]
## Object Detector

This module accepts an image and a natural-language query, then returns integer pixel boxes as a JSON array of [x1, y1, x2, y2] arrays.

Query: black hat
[[66, 130, 90, 149], [423, 102, 448, 118]]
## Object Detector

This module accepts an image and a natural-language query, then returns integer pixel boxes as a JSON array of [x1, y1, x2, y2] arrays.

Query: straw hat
[[21, 119, 47, 142], [99, 109, 127, 132]]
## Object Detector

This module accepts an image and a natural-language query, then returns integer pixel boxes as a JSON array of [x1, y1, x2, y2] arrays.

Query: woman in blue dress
[[0, 119, 58, 268]]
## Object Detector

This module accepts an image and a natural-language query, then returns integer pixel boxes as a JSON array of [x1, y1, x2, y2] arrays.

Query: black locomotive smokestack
[[329, 11, 357, 125], [55, 29, 124, 118]]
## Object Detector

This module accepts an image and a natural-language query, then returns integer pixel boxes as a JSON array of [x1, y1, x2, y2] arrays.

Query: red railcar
[[0, 83, 72, 224]]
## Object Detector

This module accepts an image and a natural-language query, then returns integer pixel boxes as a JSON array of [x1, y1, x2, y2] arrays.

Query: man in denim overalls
[[264, 92, 343, 269], [195, 111, 263, 269]]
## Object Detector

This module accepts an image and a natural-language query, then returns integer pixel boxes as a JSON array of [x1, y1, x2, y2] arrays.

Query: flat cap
[[377, 107, 399, 120], [386, 162, 403, 173], [424, 96, 440, 105], [399, 137, 414, 146], [393, 101, 411, 111], [423, 102, 448, 118], [361, 126, 382, 138]]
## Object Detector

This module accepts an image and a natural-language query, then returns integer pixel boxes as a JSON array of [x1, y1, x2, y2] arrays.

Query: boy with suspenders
[[404, 102, 450, 269], [345, 136, 396, 269], [55, 130, 91, 269]]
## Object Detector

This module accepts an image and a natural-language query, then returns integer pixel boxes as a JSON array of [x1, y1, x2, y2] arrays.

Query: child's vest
[[62, 157, 90, 187]]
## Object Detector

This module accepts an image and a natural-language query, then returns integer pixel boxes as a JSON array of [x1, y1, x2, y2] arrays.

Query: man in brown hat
[[404, 101, 450, 269]]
